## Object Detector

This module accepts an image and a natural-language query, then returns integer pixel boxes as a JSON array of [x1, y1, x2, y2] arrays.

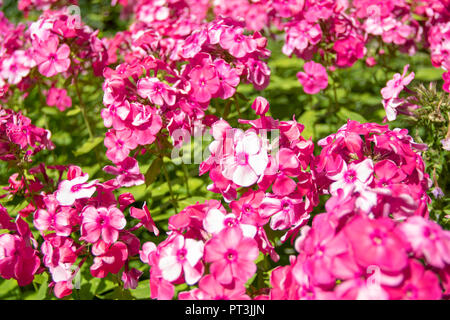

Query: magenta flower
[[344, 217, 408, 273], [137, 77, 176, 106], [103, 156, 145, 187], [179, 275, 250, 300], [122, 268, 143, 290], [130, 203, 159, 235], [214, 59, 240, 99], [296, 61, 328, 94], [443, 71, 450, 93], [387, 260, 442, 300], [81, 206, 126, 244], [90, 241, 128, 278], [333, 36, 365, 68], [158, 234, 204, 285], [219, 27, 257, 58], [251, 96, 270, 116], [33, 195, 74, 236], [46, 88, 72, 111], [0, 234, 40, 286], [204, 228, 259, 285], [188, 64, 220, 103], [104, 129, 138, 163], [34, 36, 71, 77]]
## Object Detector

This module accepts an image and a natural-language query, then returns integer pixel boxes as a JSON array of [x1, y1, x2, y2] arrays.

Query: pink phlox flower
[[103, 156, 144, 187], [55, 173, 97, 206], [90, 241, 128, 278], [46, 88, 72, 111], [203, 208, 257, 238], [130, 202, 159, 235], [204, 228, 259, 285], [137, 77, 176, 106], [81, 205, 126, 244], [158, 234, 204, 285], [33, 36, 71, 77], [221, 129, 269, 187]]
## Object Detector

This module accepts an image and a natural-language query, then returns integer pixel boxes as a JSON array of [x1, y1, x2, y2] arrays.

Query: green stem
[[155, 143, 179, 212], [234, 96, 242, 118], [35, 79, 49, 130], [74, 75, 94, 139], [182, 164, 191, 197]]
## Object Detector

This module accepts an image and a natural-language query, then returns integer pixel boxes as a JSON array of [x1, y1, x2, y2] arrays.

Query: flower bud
[[251, 96, 269, 115]]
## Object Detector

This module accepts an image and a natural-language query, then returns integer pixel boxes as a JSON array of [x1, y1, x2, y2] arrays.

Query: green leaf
[[25, 273, 48, 300], [73, 136, 104, 157], [145, 158, 163, 187], [298, 110, 318, 139], [0, 279, 19, 299], [415, 67, 444, 81], [178, 196, 205, 209], [129, 280, 151, 300], [337, 107, 367, 123], [41, 107, 59, 116], [66, 108, 81, 117]]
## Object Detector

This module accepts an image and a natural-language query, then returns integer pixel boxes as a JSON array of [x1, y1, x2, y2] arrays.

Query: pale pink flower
[[381, 64, 415, 100], [0, 51, 31, 85], [221, 130, 269, 187], [399, 216, 450, 268], [441, 137, 450, 151]]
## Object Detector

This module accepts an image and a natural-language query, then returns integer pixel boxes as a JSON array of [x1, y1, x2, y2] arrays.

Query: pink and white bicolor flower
[[203, 208, 257, 238], [328, 159, 374, 196], [158, 234, 204, 285], [55, 174, 97, 206], [221, 130, 269, 187]]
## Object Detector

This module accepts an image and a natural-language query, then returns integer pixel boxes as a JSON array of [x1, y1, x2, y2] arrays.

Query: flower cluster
[[315, 120, 431, 220], [266, 212, 450, 299], [0, 105, 54, 162], [200, 97, 318, 241], [0, 7, 107, 102]]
